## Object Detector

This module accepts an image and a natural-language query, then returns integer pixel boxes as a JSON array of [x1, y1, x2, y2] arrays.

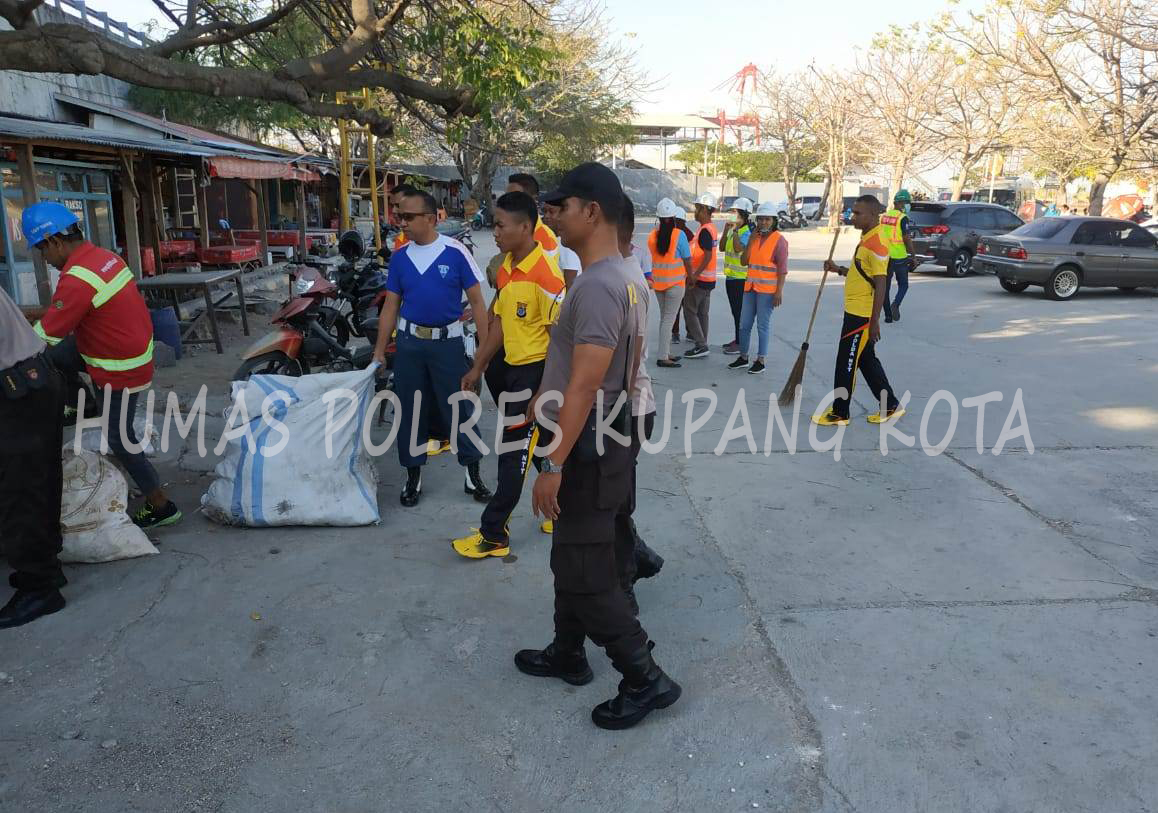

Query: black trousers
[[832, 311, 899, 420], [551, 440, 648, 669], [616, 411, 656, 588], [725, 278, 745, 344], [0, 357, 67, 591], [479, 358, 545, 544]]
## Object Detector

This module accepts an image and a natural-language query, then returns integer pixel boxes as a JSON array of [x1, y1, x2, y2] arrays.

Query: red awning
[[207, 156, 320, 182]]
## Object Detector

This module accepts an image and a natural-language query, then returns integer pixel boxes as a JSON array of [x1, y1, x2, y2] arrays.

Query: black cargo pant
[[615, 411, 656, 589], [832, 312, 899, 420], [479, 357, 545, 544], [0, 355, 67, 591], [551, 439, 648, 668]]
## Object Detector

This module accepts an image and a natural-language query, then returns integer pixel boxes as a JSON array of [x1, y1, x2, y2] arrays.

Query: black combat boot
[[514, 640, 594, 686], [400, 466, 422, 507], [592, 645, 681, 730], [464, 461, 492, 502]]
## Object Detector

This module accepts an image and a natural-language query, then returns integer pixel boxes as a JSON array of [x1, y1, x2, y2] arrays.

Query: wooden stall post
[[16, 143, 50, 305], [255, 179, 270, 265], [296, 181, 308, 261], [117, 152, 142, 277]]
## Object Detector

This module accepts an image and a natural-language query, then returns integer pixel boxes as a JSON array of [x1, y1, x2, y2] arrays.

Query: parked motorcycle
[[777, 209, 808, 229], [232, 267, 363, 380], [233, 264, 477, 382], [470, 206, 493, 231]]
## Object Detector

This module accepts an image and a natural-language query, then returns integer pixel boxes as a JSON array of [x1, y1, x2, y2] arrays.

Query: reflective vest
[[723, 224, 751, 280], [744, 231, 785, 294], [879, 208, 909, 259], [648, 228, 685, 291], [690, 222, 718, 284], [34, 242, 154, 390], [393, 232, 409, 251]]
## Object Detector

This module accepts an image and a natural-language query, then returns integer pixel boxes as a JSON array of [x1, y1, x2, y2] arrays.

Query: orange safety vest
[[648, 228, 685, 291], [393, 232, 409, 251], [744, 231, 785, 294], [690, 222, 718, 284]]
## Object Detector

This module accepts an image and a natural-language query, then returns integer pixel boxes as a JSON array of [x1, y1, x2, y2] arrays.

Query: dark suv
[[908, 202, 1025, 276]]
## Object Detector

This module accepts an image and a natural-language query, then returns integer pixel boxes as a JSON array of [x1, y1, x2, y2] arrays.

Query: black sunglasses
[[398, 211, 434, 222]]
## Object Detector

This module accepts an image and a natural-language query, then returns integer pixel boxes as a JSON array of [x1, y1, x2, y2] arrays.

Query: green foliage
[[531, 121, 634, 174], [672, 140, 823, 182], [129, 4, 320, 138]]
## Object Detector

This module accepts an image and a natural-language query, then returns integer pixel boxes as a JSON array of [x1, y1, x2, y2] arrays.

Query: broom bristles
[[777, 342, 809, 406]]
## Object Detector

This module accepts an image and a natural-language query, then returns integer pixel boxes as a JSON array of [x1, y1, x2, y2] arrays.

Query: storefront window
[[60, 171, 86, 192], [2, 167, 21, 191], [36, 168, 57, 194], [5, 196, 31, 264], [85, 199, 114, 249], [87, 173, 108, 193]]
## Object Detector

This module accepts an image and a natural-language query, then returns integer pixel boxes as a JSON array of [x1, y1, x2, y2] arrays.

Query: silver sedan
[[976, 216, 1158, 300]]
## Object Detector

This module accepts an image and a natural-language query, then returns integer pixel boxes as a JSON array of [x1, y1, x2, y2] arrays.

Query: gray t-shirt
[[539, 253, 648, 423], [0, 286, 45, 370]]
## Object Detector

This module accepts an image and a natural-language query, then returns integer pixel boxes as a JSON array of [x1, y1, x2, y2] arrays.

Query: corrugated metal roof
[[0, 115, 225, 157], [56, 93, 287, 156]]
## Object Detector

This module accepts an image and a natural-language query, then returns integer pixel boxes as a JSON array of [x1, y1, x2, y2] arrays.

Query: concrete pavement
[[1, 227, 1156, 812]]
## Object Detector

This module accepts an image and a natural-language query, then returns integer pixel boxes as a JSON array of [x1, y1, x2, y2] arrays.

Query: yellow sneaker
[[540, 520, 554, 534], [866, 407, 907, 424], [452, 529, 510, 559], [427, 439, 452, 456], [810, 410, 850, 427]]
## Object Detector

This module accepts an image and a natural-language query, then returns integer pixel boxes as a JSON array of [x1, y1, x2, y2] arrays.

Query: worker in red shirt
[[24, 202, 181, 529]]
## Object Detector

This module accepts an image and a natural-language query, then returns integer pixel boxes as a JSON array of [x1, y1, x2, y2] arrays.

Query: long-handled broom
[[777, 226, 844, 406]]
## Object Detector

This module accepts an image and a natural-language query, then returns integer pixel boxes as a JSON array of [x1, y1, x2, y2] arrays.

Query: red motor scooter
[[232, 267, 390, 381]]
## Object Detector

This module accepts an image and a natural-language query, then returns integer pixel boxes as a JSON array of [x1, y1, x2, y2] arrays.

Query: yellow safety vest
[[879, 208, 909, 260], [723, 224, 750, 280]]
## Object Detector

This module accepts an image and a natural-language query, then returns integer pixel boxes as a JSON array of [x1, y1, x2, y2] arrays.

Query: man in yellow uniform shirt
[[453, 191, 566, 558], [813, 195, 904, 426]]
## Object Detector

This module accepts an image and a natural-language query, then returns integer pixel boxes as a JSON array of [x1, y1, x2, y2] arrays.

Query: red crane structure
[[713, 63, 762, 147]]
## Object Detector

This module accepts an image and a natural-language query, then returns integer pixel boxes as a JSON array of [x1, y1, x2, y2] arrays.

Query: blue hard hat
[[21, 201, 79, 247]]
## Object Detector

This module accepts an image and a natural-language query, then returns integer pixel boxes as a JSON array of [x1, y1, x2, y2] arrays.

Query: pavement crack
[[670, 456, 827, 812], [780, 586, 1157, 614], [942, 449, 1135, 582], [823, 775, 860, 812]]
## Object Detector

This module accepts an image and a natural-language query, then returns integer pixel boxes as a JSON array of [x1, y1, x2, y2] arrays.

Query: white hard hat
[[656, 197, 683, 219], [755, 201, 779, 217], [694, 193, 718, 209], [731, 197, 754, 214]]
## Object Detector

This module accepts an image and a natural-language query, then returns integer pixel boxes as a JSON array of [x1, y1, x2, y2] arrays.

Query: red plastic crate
[[196, 243, 261, 264]]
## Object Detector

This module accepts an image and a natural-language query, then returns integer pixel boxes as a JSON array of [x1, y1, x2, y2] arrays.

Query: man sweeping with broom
[[811, 195, 905, 427]]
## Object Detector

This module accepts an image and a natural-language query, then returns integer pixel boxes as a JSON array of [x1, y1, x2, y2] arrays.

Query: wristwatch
[[539, 457, 563, 474]]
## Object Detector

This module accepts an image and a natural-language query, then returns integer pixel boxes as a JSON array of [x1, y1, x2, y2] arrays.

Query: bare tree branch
[[150, 0, 308, 57]]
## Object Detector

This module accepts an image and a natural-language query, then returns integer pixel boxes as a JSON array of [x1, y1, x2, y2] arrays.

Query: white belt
[[398, 317, 464, 340]]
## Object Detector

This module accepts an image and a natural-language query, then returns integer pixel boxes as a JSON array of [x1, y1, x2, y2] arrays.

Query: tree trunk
[[784, 165, 798, 217], [469, 151, 501, 208], [890, 162, 906, 199], [1088, 172, 1112, 217], [950, 163, 970, 202], [817, 172, 833, 223]]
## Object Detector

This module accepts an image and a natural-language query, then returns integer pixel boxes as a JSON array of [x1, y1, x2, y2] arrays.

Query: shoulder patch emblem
[[516, 302, 528, 318]]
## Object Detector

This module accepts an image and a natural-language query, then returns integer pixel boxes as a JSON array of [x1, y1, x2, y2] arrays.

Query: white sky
[[97, 0, 984, 115]]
